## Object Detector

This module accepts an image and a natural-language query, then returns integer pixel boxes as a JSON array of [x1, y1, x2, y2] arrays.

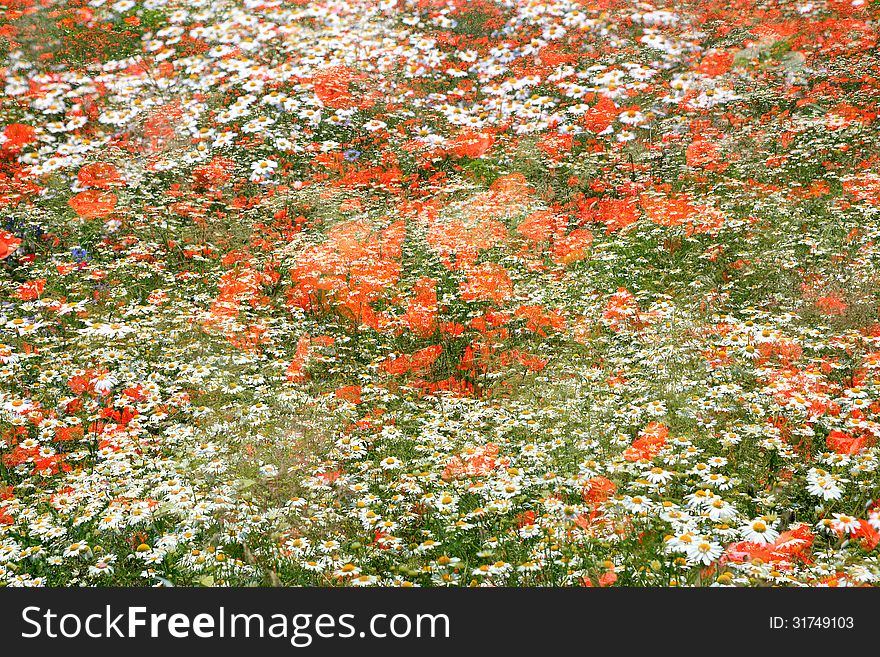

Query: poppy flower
[[404, 277, 438, 337], [335, 385, 362, 405], [552, 228, 593, 265], [0, 231, 22, 259], [826, 430, 866, 455], [517, 210, 563, 244], [695, 50, 733, 77], [14, 279, 46, 301], [285, 335, 312, 383], [583, 477, 617, 504], [193, 156, 236, 187], [815, 295, 848, 316], [2, 123, 36, 149], [640, 193, 697, 228], [582, 95, 617, 134], [68, 190, 117, 219], [77, 162, 123, 189], [685, 139, 719, 168], [624, 422, 668, 462], [582, 197, 640, 233], [313, 67, 356, 109], [459, 263, 513, 304], [381, 344, 442, 376], [446, 131, 495, 159]]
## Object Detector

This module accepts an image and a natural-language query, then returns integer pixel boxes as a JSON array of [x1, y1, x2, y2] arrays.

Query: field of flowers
[[1, 0, 880, 588]]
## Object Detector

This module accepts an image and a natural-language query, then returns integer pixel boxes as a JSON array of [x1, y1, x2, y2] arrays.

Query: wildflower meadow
[[1, 0, 880, 589]]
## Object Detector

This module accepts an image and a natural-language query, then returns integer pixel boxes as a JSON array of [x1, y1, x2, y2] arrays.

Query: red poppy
[[285, 334, 312, 383], [193, 156, 235, 187], [603, 287, 648, 332], [317, 469, 342, 484], [685, 139, 719, 168], [517, 210, 563, 243], [14, 279, 45, 301], [581, 197, 640, 233], [695, 50, 733, 77], [381, 344, 443, 376], [32, 454, 72, 476], [77, 162, 122, 188], [582, 570, 617, 587], [334, 385, 362, 405], [624, 422, 669, 462], [815, 294, 847, 315], [726, 523, 815, 565], [446, 131, 494, 159], [0, 230, 22, 259], [508, 350, 548, 372], [640, 193, 697, 228], [54, 426, 84, 443], [69, 190, 117, 219], [442, 443, 499, 480], [459, 263, 513, 304], [2, 123, 36, 149], [404, 277, 438, 337], [583, 476, 617, 504], [122, 386, 148, 401], [515, 305, 566, 335], [826, 430, 866, 455], [313, 67, 357, 109], [427, 217, 507, 270], [553, 228, 593, 265], [582, 95, 617, 134], [854, 520, 879, 552]]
